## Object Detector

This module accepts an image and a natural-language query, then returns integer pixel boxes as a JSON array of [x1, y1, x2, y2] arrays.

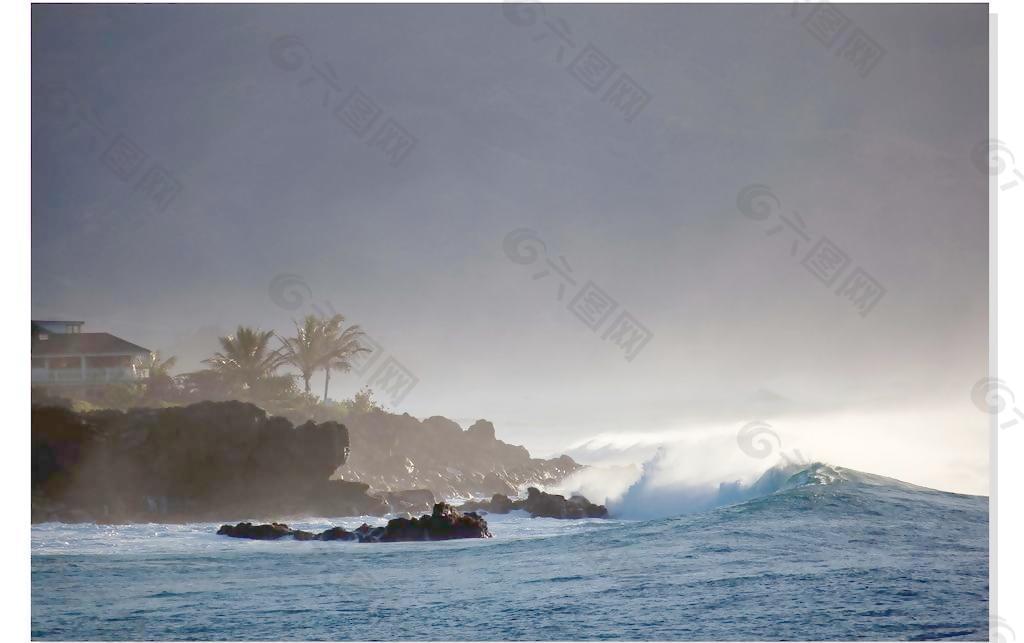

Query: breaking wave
[[552, 444, 938, 521]]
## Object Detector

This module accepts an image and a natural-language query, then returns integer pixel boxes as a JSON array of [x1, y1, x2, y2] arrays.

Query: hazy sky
[[32, 4, 989, 494]]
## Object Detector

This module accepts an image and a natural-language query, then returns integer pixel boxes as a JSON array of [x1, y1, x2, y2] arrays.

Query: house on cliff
[[31, 320, 151, 388]]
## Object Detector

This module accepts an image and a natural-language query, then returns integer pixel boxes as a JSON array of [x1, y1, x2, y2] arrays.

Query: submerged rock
[[458, 489, 608, 519], [316, 526, 359, 542], [216, 522, 316, 541], [459, 493, 515, 514], [522, 487, 608, 519], [217, 503, 491, 543]]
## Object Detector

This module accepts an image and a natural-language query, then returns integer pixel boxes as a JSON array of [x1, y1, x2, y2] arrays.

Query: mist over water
[[31, 3, 989, 497]]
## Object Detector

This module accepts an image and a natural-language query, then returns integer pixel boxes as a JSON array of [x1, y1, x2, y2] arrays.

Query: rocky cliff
[[334, 412, 582, 499], [32, 401, 384, 523], [32, 401, 584, 523]]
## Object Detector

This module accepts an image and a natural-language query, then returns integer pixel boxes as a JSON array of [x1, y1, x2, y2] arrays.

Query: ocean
[[31, 464, 989, 640]]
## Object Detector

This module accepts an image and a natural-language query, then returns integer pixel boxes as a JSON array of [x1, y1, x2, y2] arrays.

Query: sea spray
[[547, 431, 816, 519]]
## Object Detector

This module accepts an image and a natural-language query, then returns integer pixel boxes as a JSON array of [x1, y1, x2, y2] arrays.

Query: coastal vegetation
[[31, 399, 589, 523], [31, 313, 587, 516], [34, 313, 378, 422]]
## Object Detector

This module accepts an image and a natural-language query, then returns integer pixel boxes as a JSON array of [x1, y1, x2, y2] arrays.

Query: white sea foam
[[546, 429, 821, 519]]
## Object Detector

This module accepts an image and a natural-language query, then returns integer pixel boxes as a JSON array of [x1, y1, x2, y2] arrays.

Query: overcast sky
[[32, 4, 989, 494]]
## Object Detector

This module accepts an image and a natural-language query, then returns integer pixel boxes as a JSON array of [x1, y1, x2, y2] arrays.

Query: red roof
[[32, 332, 151, 356]]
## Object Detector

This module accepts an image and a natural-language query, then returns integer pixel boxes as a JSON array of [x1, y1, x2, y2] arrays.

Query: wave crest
[[570, 456, 849, 520]]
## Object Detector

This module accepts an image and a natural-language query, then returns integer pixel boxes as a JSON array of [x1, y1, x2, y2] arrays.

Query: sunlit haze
[[32, 3, 989, 495]]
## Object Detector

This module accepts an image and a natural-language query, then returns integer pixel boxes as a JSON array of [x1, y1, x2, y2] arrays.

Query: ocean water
[[31, 464, 989, 640]]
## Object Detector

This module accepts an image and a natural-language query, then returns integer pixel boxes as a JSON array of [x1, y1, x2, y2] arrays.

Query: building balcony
[[31, 367, 147, 385]]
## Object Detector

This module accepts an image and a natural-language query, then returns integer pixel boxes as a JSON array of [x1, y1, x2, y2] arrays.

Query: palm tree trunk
[[303, 374, 311, 394], [323, 367, 331, 403]]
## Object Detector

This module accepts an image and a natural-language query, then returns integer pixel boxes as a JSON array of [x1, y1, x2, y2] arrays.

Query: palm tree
[[139, 351, 177, 399], [141, 351, 177, 378], [319, 314, 369, 403], [202, 326, 284, 390], [278, 315, 325, 395]]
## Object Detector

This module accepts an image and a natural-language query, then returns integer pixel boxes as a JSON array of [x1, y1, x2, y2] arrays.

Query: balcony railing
[[31, 367, 146, 384]]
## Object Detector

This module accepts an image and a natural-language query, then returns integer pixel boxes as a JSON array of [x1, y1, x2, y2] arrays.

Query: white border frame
[[8, 1, 1020, 642]]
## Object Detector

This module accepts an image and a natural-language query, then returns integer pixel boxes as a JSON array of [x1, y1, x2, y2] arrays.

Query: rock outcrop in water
[[217, 502, 491, 542], [32, 401, 386, 523], [217, 521, 314, 540], [522, 487, 609, 518], [459, 488, 608, 519], [333, 413, 582, 499]]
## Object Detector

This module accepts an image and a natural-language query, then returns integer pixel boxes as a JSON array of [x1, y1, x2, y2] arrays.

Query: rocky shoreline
[[334, 414, 583, 499], [31, 400, 594, 524], [32, 401, 381, 523], [215, 491, 608, 545]]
